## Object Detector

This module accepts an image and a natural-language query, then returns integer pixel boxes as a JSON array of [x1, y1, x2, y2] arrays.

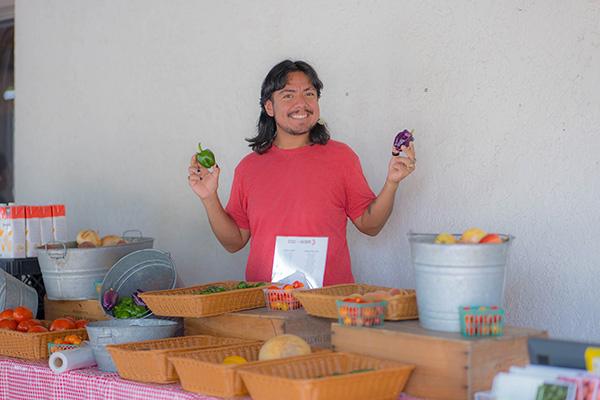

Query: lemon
[[222, 355, 248, 365], [434, 233, 457, 244]]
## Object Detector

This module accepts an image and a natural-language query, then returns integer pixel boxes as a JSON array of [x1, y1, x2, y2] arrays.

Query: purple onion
[[132, 289, 146, 307], [102, 288, 119, 311], [393, 129, 414, 151]]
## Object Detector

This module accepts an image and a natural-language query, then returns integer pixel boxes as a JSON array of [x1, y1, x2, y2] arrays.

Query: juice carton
[[0, 205, 26, 258], [39, 205, 54, 245], [25, 205, 42, 257], [51, 204, 67, 242]]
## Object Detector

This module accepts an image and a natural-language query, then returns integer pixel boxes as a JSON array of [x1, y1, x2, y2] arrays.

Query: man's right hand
[[188, 155, 220, 200]]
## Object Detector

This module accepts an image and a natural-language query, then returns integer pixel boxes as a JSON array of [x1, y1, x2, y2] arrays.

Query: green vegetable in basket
[[196, 285, 228, 295], [236, 281, 266, 289], [112, 297, 148, 319]]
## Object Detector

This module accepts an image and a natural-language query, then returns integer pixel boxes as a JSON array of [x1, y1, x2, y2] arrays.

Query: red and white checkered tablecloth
[[0, 357, 419, 400]]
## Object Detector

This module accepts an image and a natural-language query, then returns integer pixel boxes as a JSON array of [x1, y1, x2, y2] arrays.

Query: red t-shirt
[[225, 140, 376, 286]]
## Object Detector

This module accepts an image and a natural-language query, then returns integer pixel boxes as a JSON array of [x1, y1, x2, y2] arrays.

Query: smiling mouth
[[289, 110, 313, 120]]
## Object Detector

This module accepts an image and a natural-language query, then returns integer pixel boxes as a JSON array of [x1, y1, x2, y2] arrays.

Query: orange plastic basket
[[169, 342, 265, 397], [106, 335, 257, 384], [293, 284, 418, 321], [0, 321, 88, 360], [139, 281, 269, 318], [237, 352, 415, 400]]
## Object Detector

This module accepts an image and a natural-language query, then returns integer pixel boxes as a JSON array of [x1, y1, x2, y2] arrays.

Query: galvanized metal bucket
[[0, 270, 38, 315], [408, 232, 514, 332], [37, 233, 154, 300], [86, 318, 179, 372]]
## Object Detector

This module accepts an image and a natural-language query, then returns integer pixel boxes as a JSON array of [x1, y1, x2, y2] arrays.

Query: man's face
[[264, 71, 320, 137]]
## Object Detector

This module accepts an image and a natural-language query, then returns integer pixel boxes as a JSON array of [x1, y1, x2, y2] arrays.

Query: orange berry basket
[[262, 287, 304, 311], [336, 300, 387, 328]]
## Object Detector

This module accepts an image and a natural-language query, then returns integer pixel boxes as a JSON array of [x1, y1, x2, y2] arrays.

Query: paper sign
[[272, 236, 328, 289]]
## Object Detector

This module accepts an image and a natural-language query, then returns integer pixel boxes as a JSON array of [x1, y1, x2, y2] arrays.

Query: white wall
[[14, 1, 600, 341]]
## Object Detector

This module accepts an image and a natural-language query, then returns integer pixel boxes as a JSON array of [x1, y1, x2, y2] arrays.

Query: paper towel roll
[[49, 345, 96, 373]]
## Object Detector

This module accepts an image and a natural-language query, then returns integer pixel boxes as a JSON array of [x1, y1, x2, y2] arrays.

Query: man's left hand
[[386, 141, 416, 185]]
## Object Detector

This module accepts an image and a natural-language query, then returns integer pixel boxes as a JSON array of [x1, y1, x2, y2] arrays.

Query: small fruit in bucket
[[434, 233, 457, 244], [479, 233, 503, 244], [459, 228, 487, 243]]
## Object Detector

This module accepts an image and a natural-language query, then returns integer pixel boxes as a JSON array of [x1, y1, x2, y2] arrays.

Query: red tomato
[[0, 319, 18, 330], [49, 318, 76, 332], [75, 320, 88, 329], [0, 309, 14, 320], [267, 285, 280, 290], [292, 281, 304, 289], [28, 325, 49, 333], [16, 319, 42, 332], [13, 306, 33, 322], [283, 284, 294, 291]]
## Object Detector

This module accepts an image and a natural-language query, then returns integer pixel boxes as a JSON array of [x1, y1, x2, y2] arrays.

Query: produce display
[[195, 143, 216, 168], [76, 229, 126, 248], [103, 288, 149, 319], [0, 306, 88, 333], [258, 334, 312, 361], [434, 228, 506, 245], [392, 129, 414, 156], [264, 281, 305, 311], [194, 281, 266, 295]]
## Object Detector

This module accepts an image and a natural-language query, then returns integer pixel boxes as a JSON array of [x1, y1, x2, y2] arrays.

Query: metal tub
[[37, 236, 154, 300], [0, 270, 38, 315], [86, 318, 180, 372], [408, 233, 513, 332]]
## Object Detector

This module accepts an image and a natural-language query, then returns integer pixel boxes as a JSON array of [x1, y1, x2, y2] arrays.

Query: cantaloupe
[[258, 334, 311, 361]]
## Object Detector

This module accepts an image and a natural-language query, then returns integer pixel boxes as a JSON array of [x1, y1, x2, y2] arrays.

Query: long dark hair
[[246, 60, 330, 154]]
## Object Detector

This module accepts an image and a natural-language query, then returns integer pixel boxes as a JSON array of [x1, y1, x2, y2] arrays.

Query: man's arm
[[201, 193, 250, 252], [352, 181, 399, 236], [352, 143, 416, 236]]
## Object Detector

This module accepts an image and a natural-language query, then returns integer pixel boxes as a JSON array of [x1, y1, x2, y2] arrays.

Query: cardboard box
[[0, 205, 26, 258], [51, 204, 67, 242], [39, 206, 53, 246], [44, 296, 109, 321], [331, 320, 547, 400], [185, 308, 332, 348], [25, 206, 42, 257]]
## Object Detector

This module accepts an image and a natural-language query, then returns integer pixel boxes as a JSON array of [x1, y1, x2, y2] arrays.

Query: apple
[[434, 233, 457, 244], [479, 233, 503, 244], [459, 228, 487, 243]]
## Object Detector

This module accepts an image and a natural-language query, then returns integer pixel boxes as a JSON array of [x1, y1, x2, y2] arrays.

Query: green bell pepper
[[196, 143, 216, 168]]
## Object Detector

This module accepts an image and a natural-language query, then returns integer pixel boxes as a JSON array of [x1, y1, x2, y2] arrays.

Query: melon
[[258, 334, 311, 361]]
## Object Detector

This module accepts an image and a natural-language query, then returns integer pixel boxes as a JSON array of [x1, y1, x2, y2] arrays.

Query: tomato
[[0, 319, 18, 330], [49, 318, 76, 332], [292, 280, 304, 289], [27, 325, 49, 333], [16, 319, 42, 332], [63, 334, 82, 345], [75, 320, 88, 329], [267, 285, 280, 290], [13, 306, 33, 322], [342, 297, 366, 303], [282, 284, 294, 291], [0, 309, 14, 320]]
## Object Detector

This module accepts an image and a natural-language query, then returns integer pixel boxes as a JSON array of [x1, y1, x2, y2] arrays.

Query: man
[[188, 60, 416, 286]]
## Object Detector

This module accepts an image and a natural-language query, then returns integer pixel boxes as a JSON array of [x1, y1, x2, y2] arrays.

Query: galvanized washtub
[[0, 270, 38, 315], [408, 232, 513, 332], [86, 318, 179, 372], [37, 234, 154, 300]]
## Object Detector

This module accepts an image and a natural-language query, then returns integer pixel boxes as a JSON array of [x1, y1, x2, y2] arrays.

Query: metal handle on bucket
[[122, 230, 143, 241], [96, 333, 113, 345], [45, 241, 67, 260]]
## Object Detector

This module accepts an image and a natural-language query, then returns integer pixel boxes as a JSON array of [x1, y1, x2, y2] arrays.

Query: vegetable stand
[[0, 356, 419, 400]]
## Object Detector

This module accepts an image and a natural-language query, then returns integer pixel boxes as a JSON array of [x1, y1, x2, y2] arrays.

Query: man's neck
[[273, 131, 310, 149]]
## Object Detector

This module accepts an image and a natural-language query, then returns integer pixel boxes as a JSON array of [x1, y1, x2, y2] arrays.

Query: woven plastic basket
[[139, 281, 268, 318], [0, 321, 88, 360], [237, 352, 415, 400], [169, 342, 265, 397], [106, 335, 257, 384], [293, 284, 418, 320]]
